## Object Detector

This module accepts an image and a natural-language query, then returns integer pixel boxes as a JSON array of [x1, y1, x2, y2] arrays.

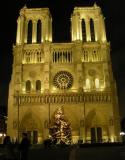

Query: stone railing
[[22, 44, 44, 64], [51, 43, 73, 63], [82, 43, 107, 62], [14, 92, 112, 106]]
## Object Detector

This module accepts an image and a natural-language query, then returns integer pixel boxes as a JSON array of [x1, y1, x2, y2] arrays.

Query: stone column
[[44, 68, 50, 92], [79, 19, 82, 41], [45, 15, 50, 41], [32, 20, 37, 43], [71, 15, 75, 41], [72, 13, 78, 41], [94, 18, 99, 41], [16, 17, 21, 44], [49, 17, 52, 42], [85, 18, 91, 41], [100, 15, 107, 42], [42, 19, 45, 42], [44, 44, 50, 91], [77, 63, 83, 90], [20, 15, 25, 44], [108, 117, 115, 142], [24, 20, 28, 43], [75, 13, 79, 40]]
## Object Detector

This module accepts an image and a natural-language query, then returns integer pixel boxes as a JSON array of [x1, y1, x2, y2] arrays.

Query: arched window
[[26, 80, 31, 92], [37, 20, 42, 43], [90, 18, 95, 42], [27, 20, 32, 44], [82, 19, 86, 42], [36, 80, 41, 91], [95, 78, 99, 89], [86, 78, 90, 90]]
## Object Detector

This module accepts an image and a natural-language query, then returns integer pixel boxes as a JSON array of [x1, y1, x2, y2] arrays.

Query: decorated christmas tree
[[49, 107, 72, 145]]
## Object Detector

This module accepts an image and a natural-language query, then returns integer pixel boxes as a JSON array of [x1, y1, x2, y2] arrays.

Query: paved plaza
[[28, 144, 125, 160], [0, 144, 125, 160]]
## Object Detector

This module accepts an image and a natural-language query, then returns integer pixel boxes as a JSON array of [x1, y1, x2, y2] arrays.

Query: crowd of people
[[2, 133, 30, 160]]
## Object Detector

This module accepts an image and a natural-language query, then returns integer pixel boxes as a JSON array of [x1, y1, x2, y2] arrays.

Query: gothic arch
[[19, 112, 42, 133], [86, 109, 107, 127], [85, 109, 109, 142]]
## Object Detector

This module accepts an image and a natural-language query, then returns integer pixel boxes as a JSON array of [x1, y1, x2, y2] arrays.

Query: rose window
[[53, 71, 73, 89]]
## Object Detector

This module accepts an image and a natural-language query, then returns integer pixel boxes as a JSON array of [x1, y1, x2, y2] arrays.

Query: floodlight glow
[[120, 132, 125, 136]]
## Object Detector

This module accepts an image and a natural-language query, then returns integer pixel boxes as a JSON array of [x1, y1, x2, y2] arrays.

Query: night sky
[[0, 0, 125, 120]]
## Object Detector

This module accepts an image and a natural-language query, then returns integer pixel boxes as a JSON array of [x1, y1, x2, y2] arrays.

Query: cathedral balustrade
[[22, 44, 44, 64], [82, 45, 106, 62], [51, 43, 73, 63], [14, 92, 112, 106]]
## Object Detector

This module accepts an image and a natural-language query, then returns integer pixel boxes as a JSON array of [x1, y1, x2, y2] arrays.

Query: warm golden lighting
[[87, 35, 91, 41], [51, 86, 57, 93], [102, 36, 106, 42], [72, 136, 79, 144], [7, 5, 121, 145], [86, 78, 90, 89], [40, 89, 44, 93], [110, 136, 115, 142], [22, 86, 26, 93], [95, 78, 99, 89]]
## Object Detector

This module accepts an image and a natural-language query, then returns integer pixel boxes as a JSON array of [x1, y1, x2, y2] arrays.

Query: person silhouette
[[3, 135, 16, 160], [19, 133, 30, 160]]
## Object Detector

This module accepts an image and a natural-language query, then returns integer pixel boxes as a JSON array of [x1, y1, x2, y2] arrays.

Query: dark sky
[[0, 0, 125, 120]]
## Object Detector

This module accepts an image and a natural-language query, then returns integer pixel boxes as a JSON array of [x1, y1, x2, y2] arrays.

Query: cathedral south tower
[[7, 4, 121, 144]]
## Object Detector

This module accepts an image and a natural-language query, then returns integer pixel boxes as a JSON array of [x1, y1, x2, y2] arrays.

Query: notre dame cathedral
[[7, 4, 121, 144]]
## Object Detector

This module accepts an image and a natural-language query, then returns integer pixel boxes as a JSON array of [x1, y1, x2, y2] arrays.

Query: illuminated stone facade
[[7, 4, 121, 143]]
